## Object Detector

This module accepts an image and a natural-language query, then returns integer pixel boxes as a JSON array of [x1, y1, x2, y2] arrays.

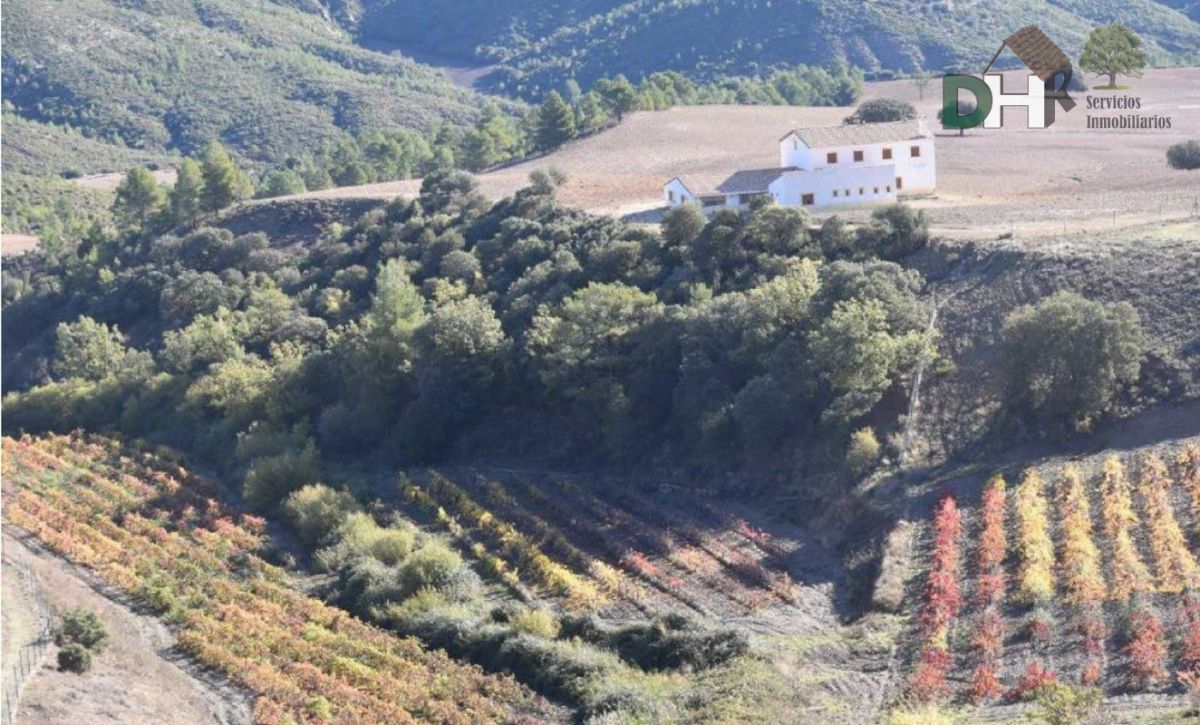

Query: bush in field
[[1008, 660, 1058, 703], [1125, 608, 1167, 687], [1055, 466, 1105, 604], [1014, 469, 1055, 603], [57, 642, 94, 673], [283, 483, 362, 546], [316, 513, 417, 571], [969, 662, 1003, 704], [845, 98, 916, 124], [1000, 292, 1144, 433], [1167, 140, 1200, 170], [1028, 682, 1102, 725], [242, 442, 321, 511], [55, 608, 109, 652], [398, 541, 472, 599], [845, 426, 881, 475], [907, 645, 952, 703], [511, 609, 561, 639]]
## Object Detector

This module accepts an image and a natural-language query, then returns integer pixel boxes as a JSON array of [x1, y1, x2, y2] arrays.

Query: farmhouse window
[[793, 139, 799, 149], [833, 190, 839, 197], [826, 152, 837, 164], [859, 187, 864, 195], [910, 145, 921, 157], [845, 188, 851, 196], [668, 191, 675, 202], [801, 193, 814, 205], [886, 185, 891, 192], [853, 150, 864, 162], [874, 187, 879, 194], [882, 148, 893, 160], [896, 177, 903, 190]]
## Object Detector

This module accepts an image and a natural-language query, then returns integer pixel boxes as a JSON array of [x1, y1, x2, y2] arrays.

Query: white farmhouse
[[663, 119, 935, 212]]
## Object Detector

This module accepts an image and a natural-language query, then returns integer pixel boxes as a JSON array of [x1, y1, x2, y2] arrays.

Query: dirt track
[[2, 531, 251, 725], [289, 68, 1200, 239]]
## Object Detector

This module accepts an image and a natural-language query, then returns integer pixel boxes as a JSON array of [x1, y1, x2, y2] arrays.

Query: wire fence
[[2, 558, 52, 725]]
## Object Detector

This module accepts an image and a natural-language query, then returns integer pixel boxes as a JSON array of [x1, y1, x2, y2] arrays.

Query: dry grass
[[296, 68, 1200, 240]]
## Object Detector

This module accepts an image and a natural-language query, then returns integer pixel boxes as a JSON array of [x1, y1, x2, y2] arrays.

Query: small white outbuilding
[[664, 119, 935, 212]]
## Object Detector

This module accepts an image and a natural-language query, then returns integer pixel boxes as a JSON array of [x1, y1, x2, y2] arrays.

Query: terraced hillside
[[0, 434, 554, 724]]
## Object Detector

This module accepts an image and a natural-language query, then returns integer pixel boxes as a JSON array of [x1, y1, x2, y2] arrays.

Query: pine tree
[[170, 158, 204, 226], [535, 91, 577, 151], [200, 141, 251, 212], [112, 166, 165, 232]]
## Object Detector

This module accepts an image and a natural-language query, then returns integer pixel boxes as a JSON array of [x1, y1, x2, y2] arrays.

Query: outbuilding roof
[[670, 167, 796, 196], [780, 119, 929, 148]]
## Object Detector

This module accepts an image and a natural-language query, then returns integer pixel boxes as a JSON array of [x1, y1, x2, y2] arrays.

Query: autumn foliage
[[975, 475, 1008, 605], [1, 434, 541, 724], [1014, 469, 1055, 603], [1137, 454, 1200, 592], [1125, 608, 1167, 687], [1098, 456, 1153, 601], [1055, 465, 1106, 604], [908, 495, 963, 702]]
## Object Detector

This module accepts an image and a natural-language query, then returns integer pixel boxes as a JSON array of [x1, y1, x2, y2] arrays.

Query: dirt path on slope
[[2, 530, 252, 725]]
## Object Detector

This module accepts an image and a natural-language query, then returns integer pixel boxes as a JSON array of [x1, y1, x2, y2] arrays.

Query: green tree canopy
[[170, 158, 204, 226], [200, 141, 252, 212], [112, 166, 166, 232], [1079, 24, 1148, 88], [535, 90, 577, 151], [1001, 291, 1145, 433]]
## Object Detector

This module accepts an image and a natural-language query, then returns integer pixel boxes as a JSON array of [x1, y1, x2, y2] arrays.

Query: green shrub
[[242, 442, 321, 511], [336, 557, 404, 616], [57, 642, 94, 673], [397, 542, 470, 598], [1167, 140, 1200, 170], [846, 426, 882, 475], [1028, 682, 1102, 725], [305, 696, 333, 722], [55, 608, 109, 652], [315, 513, 416, 571], [510, 609, 561, 639], [559, 612, 749, 671], [283, 483, 362, 546]]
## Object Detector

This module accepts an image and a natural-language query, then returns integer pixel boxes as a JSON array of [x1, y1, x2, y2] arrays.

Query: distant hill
[[0, 0, 504, 171], [336, 0, 1200, 98]]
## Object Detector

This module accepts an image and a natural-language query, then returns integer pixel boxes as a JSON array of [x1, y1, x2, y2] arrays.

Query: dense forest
[[331, 0, 1200, 97]]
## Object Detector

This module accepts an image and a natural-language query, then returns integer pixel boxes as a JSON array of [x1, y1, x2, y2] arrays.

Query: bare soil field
[[1, 234, 40, 257], [2, 531, 252, 725], [292, 68, 1200, 239], [71, 168, 177, 191]]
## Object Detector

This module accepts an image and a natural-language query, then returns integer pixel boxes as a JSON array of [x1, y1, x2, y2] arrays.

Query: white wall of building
[[769, 164, 897, 209], [664, 178, 693, 206], [779, 135, 936, 193]]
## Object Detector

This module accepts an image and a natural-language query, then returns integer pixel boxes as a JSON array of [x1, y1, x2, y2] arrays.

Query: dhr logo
[[943, 25, 1077, 130]]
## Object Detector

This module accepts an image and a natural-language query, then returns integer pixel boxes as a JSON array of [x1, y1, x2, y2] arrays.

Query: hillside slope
[[0, 0, 496, 170], [339, 0, 1200, 97]]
